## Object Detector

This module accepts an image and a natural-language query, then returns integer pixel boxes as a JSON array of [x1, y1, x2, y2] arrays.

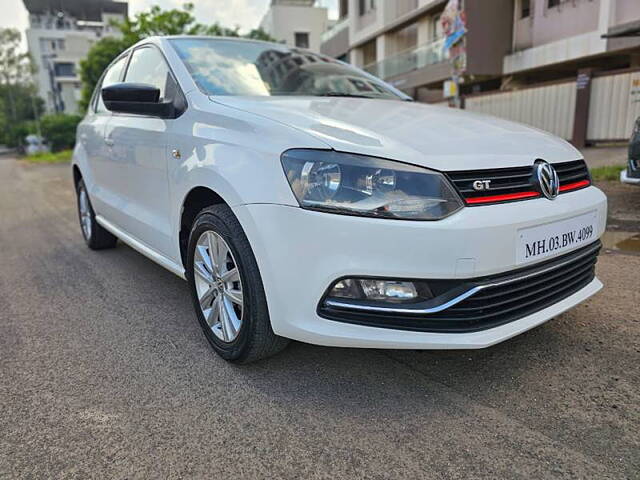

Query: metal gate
[[464, 82, 577, 140], [587, 70, 640, 142]]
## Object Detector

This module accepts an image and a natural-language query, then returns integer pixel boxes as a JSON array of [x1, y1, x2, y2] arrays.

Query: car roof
[[140, 35, 283, 49]]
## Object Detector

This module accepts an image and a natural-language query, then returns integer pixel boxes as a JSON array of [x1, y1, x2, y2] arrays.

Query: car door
[[80, 53, 128, 215], [102, 45, 174, 257]]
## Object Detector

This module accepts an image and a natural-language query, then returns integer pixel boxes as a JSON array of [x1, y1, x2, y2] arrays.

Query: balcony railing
[[363, 37, 448, 80], [321, 16, 349, 43]]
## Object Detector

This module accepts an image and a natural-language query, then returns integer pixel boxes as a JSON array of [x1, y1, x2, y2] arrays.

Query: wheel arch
[[72, 164, 82, 188], [179, 186, 228, 268]]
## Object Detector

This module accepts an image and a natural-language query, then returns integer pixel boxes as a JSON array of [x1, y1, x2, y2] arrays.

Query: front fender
[[71, 130, 93, 189], [167, 92, 329, 260]]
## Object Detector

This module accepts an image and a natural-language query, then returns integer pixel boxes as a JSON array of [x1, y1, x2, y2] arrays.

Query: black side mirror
[[102, 83, 175, 118]]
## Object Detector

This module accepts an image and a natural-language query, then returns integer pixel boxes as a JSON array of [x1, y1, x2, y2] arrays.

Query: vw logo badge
[[534, 160, 560, 200]]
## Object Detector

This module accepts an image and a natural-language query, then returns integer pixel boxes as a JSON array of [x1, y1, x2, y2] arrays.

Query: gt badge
[[472, 180, 491, 191]]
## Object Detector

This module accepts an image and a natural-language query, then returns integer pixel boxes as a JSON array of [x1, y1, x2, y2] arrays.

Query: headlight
[[281, 150, 463, 220]]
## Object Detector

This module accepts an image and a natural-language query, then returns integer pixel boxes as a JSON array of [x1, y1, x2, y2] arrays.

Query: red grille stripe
[[465, 191, 540, 204], [559, 179, 591, 192]]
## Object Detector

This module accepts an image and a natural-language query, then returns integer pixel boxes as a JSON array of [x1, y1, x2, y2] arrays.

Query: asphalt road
[[1, 156, 638, 479]]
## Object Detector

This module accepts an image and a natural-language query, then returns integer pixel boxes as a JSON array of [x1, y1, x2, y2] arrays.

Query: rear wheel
[[76, 178, 117, 250], [187, 204, 289, 363]]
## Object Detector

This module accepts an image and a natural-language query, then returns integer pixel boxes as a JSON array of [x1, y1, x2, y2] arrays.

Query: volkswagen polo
[[73, 36, 607, 363]]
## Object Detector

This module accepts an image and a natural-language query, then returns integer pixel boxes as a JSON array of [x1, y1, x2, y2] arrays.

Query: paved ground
[[0, 155, 638, 479], [582, 146, 628, 169]]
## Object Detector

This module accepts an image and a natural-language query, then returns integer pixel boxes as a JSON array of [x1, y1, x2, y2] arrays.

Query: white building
[[23, 0, 128, 114], [260, 0, 329, 52]]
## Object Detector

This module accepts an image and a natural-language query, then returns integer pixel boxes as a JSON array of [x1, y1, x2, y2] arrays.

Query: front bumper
[[233, 186, 607, 349], [621, 169, 640, 185], [621, 155, 640, 185]]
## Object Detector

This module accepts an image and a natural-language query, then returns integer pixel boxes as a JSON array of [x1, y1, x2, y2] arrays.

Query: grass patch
[[25, 149, 73, 164], [590, 164, 626, 181]]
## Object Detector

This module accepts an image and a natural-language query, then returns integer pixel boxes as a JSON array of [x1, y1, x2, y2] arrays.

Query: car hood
[[211, 96, 582, 171]]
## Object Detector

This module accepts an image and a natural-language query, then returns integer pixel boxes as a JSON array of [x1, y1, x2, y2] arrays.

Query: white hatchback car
[[73, 36, 607, 362]]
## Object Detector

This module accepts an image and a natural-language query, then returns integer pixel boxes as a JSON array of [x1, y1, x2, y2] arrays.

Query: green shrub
[[25, 149, 73, 164], [2, 121, 36, 148], [590, 165, 626, 181], [40, 114, 82, 152]]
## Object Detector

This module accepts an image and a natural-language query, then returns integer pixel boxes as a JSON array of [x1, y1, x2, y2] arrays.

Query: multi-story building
[[321, 0, 640, 104], [506, 0, 640, 81], [23, 0, 128, 114], [321, 0, 514, 102], [260, 0, 329, 52]]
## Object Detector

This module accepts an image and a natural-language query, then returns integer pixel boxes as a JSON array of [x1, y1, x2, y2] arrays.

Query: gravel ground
[[0, 156, 638, 479], [583, 146, 628, 169], [597, 179, 640, 232]]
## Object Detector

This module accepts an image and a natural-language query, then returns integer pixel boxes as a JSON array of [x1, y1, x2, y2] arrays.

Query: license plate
[[517, 211, 598, 264]]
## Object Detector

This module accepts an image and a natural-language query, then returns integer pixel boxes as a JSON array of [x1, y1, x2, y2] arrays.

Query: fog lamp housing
[[326, 278, 433, 304]]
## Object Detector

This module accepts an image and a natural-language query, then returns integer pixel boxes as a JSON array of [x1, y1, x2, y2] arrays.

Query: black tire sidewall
[[186, 208, 259, 361]]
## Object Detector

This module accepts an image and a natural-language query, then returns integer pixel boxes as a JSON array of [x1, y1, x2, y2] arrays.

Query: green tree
[[0, 28, 42, 147], [78, 37, 128, 111], [244, 28, 278, 42], [118, 3, 204, 45], [0, 84, 43, 124], [0, 84, 44, 147], [78, 3, 277, 111]]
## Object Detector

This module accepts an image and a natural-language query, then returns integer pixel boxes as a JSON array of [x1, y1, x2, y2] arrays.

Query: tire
[[76, 178, 118, 250], [186, 204, 289, 363]]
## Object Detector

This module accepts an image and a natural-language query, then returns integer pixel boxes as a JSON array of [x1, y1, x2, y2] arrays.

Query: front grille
[[446, 160, 591, 206], [319, 241, 601, 333]]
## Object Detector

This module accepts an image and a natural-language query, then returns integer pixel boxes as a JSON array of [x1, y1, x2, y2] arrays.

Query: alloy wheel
[[193, 230, 244, 342], [78, 186, 92, 240]]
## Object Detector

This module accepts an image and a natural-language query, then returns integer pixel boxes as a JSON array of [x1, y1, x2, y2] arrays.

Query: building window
[[521, 0, 531, 18], [361, 39, 377, 67], [394, 23, 418, 54], [359, 0, 376, 16], [339, 0, 349, 19], [432, 14, 444, 41], [54, 62, 75, 77], [294, 32, 310, 49]]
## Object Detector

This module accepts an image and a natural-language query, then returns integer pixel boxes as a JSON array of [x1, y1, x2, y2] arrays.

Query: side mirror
[[102, 83, 174, 118]]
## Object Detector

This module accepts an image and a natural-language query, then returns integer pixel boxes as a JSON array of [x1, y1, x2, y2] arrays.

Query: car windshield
[[169, 38, 405, 100]]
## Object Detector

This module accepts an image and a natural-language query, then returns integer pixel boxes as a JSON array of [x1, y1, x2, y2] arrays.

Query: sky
[[1, 0, 338, 50]]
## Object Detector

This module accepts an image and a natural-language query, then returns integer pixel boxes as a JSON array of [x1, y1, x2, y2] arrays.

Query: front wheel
[[186, 205, 289, 363]]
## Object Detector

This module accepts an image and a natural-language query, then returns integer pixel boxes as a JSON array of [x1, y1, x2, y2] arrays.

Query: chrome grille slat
[[446, 260, 595, 314], [431, 269, 595, 323], [470, 254, 597, 302]]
